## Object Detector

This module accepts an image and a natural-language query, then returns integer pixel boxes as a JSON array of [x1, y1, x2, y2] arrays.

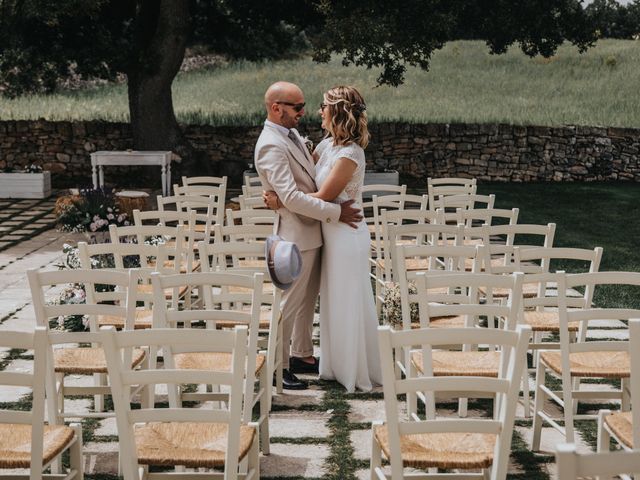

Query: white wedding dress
[[315, 138, 382, 392]]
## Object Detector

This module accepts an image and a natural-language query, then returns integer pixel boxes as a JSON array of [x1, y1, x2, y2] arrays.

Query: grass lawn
[[477, 181, 640, 308], [1, 40, 639, 127]]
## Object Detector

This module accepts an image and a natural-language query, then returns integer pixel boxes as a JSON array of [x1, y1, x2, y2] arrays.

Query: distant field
[[1, 39, 639, 127]]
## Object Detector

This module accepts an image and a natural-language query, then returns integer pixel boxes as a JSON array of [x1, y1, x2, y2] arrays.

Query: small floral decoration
[[381, 281, 419, 327], [50, 243, 141, 332], [57, 187, 129, 233], [302, 135, 314, 155]]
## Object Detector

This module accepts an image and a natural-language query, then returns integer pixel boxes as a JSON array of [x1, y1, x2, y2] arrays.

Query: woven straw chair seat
[[134, 421, 256, 467], [174, 352, 266, 376], [215, 308, 272, 330], [445, 238, 483, 247], [229, 284, 274, 295], [491, 282, 540, 298], [539, 351, 630, 378], [603, 411, 633, 448], [0, 424, 75, 468], [147, 259, 200, 274], [54, 347, 146, 374], [411, 350, 500, 377], [522, 311, 579, 332], [237, 259, 266, 269], [97, 309, 153, 330], [376, 258, 430, 271], [137, 284, 189, 298], [410, 315, 466, 329], [373, 424, 496, 469], [464, 257, 509, 272]]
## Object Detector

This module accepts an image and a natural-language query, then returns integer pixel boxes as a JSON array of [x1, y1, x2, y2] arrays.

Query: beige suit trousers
[[282, 247, 321, 367]]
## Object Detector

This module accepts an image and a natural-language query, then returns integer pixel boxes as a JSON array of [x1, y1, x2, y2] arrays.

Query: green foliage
[[313, 0, 596, 86], [586, 0, 640, 39], [2, 40, 638, 127]]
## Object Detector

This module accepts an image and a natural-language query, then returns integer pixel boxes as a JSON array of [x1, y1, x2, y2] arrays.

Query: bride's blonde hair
[[323, 85, 370, 149]]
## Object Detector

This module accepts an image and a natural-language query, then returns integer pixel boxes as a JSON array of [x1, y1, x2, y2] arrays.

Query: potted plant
[[0, 164, 52, 199], [56, 187, 130, 243]]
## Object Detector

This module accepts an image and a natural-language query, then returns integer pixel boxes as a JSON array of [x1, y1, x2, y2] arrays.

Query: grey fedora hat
[[265, 235, 303, 290]]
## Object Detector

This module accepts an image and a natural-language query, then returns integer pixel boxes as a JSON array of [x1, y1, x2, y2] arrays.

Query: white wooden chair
[[531, 271, 637, 449], [371, 322, 530, 480], [151, 271, 271, 454], [432, 193, 495, 212], [238, 194, 269, 210], [443, 207, 519, 230], [77, 239, 185, 329], [158, 193, 223, 238], [0, 327, 83, 480], [556, 443, 640, 480], [427, 177, 477, 211], [102, 326, 259, 480], [200, 236, 283, 397], [597, 318, 640, 476], [225, 207, 277, 227], [28, 268, 147, 421], [182, 176, 229, 192], [242, 174, 264, 199], [408, 271, 525, 417], [371, 193, 429, 245]]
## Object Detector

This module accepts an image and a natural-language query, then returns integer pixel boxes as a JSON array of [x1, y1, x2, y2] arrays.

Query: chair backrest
[[182, 175, 227, 190], [101, 326, 248, 480], [441, 207, 519, 228], [559, 271, 640, 354], [394, 243, 489, 330], [238, 194, 269, 210], [361, 183, 407, 200], [151, 271, 263, 421], [0, 327, 50, 472], [212, 222, 273, 246], [242, 175, 263, 198], [432, 193, 495, 212], [377, 323, 530, 480], [28, 268, 137, 332], [555, 443, 640, 479], [133, 208, 195, 227], [427, 177, 477, 211], [388, 223, 468, 283], [159, 193, 224, 231], [225, 207, 277, 227]]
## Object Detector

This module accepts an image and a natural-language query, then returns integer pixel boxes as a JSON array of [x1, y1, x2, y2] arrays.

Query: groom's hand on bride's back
[[339, 199, 363, 229]]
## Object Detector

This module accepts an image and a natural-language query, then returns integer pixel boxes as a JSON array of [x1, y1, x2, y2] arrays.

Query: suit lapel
[[286, 130, 315, 180]]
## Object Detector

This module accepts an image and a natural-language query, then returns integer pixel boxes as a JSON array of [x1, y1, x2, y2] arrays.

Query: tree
[[0, 0, 597, 173]]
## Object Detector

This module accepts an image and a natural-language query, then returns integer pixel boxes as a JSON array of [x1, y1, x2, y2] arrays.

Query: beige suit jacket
[[254, 122, 340, 251]]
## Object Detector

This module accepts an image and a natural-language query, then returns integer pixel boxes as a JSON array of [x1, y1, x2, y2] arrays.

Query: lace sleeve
[[336, 143, 365, 168]]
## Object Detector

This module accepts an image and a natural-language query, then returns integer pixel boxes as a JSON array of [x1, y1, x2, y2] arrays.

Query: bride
[[265, 85, 382, 392]]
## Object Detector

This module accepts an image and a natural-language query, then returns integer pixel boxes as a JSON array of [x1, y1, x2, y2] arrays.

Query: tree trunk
[[127, 0, 203, 174]]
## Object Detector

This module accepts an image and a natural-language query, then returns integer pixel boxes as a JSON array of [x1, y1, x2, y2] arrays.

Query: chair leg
[[521, 366, 531, 418], [531, 361, 546, 451], [248, 423, 260, 480], [70, 422, 84, 480], [597, 409, 611, 453], [458, 397, 468, 418], [571, 376, 580, 415], [407, 361, 417, 419], [259, 367, 270, 455], [621, 377, 630, 411], [370, 422, 382, 480], [563, 374, 576, 444]]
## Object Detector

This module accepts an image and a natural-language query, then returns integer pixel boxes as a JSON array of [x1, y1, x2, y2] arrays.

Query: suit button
[[326, 218, 331, 223]]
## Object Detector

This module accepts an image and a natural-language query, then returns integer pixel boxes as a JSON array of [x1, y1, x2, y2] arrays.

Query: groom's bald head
[[264, 81, 305, 128]]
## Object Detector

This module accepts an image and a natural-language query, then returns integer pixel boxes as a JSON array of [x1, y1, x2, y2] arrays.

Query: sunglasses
[[319, 102, 327, 110], [276, 101, 305, 113]]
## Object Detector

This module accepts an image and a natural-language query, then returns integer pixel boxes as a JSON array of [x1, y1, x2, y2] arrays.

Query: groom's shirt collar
[[265, 119, 293, 137]]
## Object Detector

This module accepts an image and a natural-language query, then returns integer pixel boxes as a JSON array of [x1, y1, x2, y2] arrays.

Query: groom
[[254, 81, 362, 390]]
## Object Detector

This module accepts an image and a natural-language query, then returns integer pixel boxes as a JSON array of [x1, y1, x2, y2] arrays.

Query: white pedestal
[[90, 151, 172, 196]]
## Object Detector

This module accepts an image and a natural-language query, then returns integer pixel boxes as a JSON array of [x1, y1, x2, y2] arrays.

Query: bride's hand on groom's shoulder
[[263, 190, 281, 210]]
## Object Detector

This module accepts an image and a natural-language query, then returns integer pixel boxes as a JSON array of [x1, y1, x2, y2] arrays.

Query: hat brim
[[265, 235, 295, 290]]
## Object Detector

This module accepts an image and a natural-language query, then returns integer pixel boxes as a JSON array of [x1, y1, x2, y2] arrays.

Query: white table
[[90, 151, 172, 196]]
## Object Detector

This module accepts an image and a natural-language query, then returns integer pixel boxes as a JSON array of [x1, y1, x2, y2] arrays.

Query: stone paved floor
[[0, 227, 628, 479], [0, 196, 59, 252]]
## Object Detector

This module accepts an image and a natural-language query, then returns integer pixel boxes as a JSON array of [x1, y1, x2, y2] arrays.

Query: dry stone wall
[[1, 120, 639, 187]]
